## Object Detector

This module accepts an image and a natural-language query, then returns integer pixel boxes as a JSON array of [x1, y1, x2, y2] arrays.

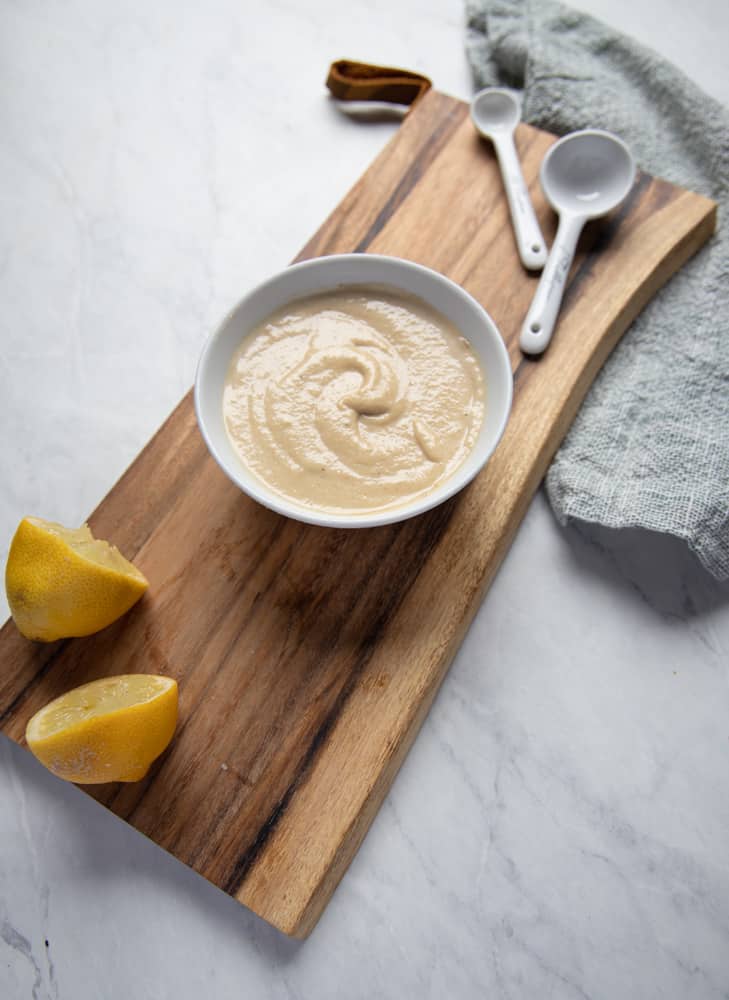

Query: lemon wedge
[[5, 517, 148, 641], [25, 674, 178, 783]]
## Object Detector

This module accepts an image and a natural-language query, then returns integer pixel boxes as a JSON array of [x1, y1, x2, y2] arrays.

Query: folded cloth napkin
[[466, 0, 729, 579]]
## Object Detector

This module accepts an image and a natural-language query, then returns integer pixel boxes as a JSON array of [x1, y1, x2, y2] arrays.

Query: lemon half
[[25, 674, 178, 783], [5, 517, 148, 641]]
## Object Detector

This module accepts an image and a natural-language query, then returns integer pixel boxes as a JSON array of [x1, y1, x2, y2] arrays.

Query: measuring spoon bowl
[[471, 88, 547, 270], [542, 129, 636, 218], [520, 129, 636, 355]]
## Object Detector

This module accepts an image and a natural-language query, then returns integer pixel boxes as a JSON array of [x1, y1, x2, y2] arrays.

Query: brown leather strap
[[326, 60, 432, 109]]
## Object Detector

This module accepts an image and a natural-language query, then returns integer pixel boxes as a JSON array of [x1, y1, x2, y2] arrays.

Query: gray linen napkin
[[466, 0, 729, 579]]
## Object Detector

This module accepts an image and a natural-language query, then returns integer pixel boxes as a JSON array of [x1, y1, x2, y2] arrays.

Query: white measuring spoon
[[471, 88, 548, 271], [520, 129, 636, 355]]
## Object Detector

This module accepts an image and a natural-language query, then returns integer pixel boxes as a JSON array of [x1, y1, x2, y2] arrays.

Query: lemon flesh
[[26, 674, 178, 783], [5, 517, 148, 641]]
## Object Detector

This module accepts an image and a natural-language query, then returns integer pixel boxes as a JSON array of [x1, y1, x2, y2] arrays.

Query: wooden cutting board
[[0, 88, 716, 938]]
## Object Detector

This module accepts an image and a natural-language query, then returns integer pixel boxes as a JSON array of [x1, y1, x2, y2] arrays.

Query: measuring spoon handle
[[492, 132, 548, 271], [520, 213, 585, 355]]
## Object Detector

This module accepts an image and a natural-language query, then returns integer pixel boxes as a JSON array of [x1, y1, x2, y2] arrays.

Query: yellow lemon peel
[[25, 674, 178, 783], [5, 517, 148, 641]]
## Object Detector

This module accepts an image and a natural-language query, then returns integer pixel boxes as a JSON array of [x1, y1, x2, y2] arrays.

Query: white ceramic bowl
[[194, 254, 512, 528]]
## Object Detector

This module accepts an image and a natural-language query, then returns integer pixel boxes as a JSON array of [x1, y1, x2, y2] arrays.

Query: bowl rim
[[194, 253, 513, 528]]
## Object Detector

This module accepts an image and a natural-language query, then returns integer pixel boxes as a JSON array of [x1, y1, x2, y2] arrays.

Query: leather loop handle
[[326, 60, 432, 109]]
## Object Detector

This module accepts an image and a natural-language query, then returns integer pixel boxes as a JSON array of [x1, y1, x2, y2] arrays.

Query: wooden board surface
[[0, 89, 716, 937]]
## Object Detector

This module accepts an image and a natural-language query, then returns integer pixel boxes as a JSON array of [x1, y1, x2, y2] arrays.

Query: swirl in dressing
[[223, 288, 485, 514]]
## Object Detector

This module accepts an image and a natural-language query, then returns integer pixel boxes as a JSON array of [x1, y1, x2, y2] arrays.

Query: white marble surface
[[2, 1, 729, 997]]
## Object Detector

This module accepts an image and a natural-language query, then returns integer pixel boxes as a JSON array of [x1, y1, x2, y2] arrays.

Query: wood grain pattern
[[0, 90, 716, 937]]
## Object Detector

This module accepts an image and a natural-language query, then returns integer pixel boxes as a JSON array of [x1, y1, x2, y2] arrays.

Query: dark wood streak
[[0, 88, 716, 939], [88, 392, 207, 556], [353, 175, 424, 253], [296, 96, 467, 263], [512, 355, 533, 385], [118, 443, 212, 562], [0, 423, 210, 737], [642, 173, 681, 217], [98, 518, 293, 819], [0, 640, 69, 728], [221, 494, 460, 895], [503, 171, 655, 396], [560, 171, 653, 313], [353, 105, 468, 254]]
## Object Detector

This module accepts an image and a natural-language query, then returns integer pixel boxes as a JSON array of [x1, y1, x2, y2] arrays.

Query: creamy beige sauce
[[223, 287, 485, 514]]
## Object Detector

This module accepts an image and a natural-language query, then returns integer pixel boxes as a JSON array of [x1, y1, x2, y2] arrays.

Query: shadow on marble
[[2, 737, 306, 962], [327, 97, 409, 123], [323, 95, 407, 131], [562, 520, 729, 619]]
